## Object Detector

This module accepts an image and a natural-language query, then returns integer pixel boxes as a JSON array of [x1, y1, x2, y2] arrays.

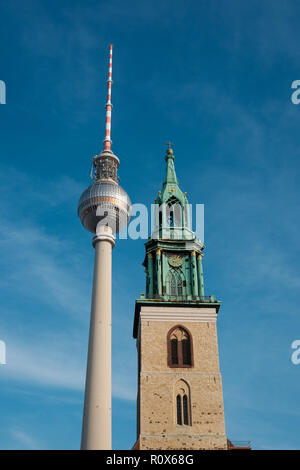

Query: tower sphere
[[78, 180, 131, 234], [77, 43, 131, 236]]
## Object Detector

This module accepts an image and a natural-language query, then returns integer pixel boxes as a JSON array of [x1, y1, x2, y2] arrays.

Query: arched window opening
[[166, 197, 182, 228], [170, 272, 176, 296], [159, 208, 162, 227], [174, 380, 191, 426], [182, 336, 191, 366], [171, 338, 178, 364], [166, 269, 185, 299], [176, 395, 182, 425], [183, 395, 188, 425], [168, 208, 174, 227], [177, 275, 183, 296], [168, 326, 193, 368]]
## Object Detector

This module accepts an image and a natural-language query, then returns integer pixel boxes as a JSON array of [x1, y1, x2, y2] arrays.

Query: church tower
[[132, 145, 228, 450]]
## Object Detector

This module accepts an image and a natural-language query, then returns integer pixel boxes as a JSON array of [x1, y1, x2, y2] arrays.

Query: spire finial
[[165, 141, 174, 157], [103, 44, 113, 151]]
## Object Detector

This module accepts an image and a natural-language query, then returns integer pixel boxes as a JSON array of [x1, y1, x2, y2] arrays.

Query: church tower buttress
[[132, 146, 228, 450]]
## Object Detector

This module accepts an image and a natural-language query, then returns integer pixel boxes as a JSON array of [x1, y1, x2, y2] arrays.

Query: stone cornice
[[140, 305, 217, 323], [133, 301, 220, 339]]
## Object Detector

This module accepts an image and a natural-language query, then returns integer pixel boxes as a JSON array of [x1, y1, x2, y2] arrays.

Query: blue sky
[[0, 0, 300, 450]]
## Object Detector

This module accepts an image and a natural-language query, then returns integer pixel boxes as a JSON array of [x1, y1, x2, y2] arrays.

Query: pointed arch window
[[168, 209, 174, 227], [167, 326, 193, 368], [176, 395, 182, 425], [170, 273, 176, 296], [182, 336, 191, 365], [166, 270, 185, 299], [183, 395, 189, 425], [171, 338, 178, 364], [159, 207, 163, 228], [177, 275, 183, 296], [175, 380, 191, 426], [166, 197, 183, 228]]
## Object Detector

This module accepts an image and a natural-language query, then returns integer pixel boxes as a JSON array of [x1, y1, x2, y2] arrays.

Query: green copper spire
[[156, 147, 186, 208], [163, 148, 178, 186], [154, 145, 192, 239], [145, 144, 207, 301], [133, 143, 219, 340]]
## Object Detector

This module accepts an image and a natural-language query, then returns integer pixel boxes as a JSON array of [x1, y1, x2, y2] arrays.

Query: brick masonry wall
[[137, 317, 227, 450]]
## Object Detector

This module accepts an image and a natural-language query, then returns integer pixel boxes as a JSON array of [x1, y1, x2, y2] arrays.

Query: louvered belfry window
[[167, 326, 193, 368], [177, 275, 183, 296], [167, 270, 184, 298], [170, 273, 176, 296]]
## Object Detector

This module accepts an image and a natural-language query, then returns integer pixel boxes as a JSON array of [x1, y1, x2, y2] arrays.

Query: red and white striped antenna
[[103, 44, 113, 151]]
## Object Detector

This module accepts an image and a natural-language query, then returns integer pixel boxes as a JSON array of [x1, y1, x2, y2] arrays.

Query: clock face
[[168, 254, 183, 268]]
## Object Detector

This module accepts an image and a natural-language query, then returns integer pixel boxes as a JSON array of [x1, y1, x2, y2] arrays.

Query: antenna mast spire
[[91, 44, 120, 182], [103, 44, 113, 151]]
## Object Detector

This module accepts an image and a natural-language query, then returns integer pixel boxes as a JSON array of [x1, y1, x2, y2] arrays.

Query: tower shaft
[[81, 227, 115, 450]]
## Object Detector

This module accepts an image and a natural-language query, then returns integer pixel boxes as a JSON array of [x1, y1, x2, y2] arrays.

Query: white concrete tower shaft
[[81, 226, 115, 450]]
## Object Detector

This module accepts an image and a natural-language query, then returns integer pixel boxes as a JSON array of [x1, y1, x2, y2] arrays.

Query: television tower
[[78, 45, 131, 450]]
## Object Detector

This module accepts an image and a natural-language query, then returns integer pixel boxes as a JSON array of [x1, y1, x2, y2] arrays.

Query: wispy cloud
[[112, 369, 136, 402], [2, 334, 85, 390], [0, 165, 135, 400], [0, 164, 90, 323], [0, 166, 84, 209], [0, 327, 136, 399], [0, 217, 90, 322], [10, 427, 43, 450]]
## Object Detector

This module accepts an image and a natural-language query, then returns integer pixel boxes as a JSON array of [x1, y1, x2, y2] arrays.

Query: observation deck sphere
[[78, 181, 131, 234]]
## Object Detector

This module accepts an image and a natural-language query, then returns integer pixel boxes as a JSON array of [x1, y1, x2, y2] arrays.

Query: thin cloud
[[10, 427, 43, 450], [1, 332, 85, 390], [0, 218, 89, 322], [1, 330, 136, 400], [0, 165, 135, 401]]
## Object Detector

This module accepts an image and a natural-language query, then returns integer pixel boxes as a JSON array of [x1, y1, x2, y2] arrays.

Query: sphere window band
[[78, 182, 131, 234]]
